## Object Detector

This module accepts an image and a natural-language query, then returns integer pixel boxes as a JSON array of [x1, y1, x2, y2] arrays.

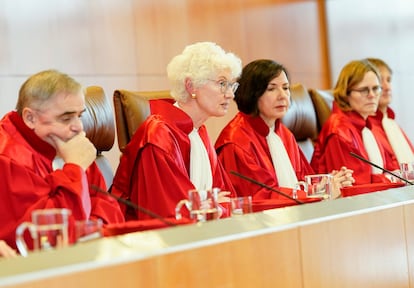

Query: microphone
[[90, 185, 177, 226], [349, 152, 414, 185], [229, 171, 304, 204]]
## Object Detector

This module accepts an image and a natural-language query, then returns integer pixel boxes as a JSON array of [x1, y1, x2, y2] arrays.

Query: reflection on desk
[[1, 185, 414, 288]]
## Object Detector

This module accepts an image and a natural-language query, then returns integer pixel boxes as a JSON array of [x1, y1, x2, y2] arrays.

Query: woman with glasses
[[311, 59, 391, 185], [112, 42, 242, 220], [215, 59, 354, 200], [366, 58, 414, 172]]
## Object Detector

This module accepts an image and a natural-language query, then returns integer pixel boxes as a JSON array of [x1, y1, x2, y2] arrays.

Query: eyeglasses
[[348, 85, 382, 97], [207, 79, 239, 94]]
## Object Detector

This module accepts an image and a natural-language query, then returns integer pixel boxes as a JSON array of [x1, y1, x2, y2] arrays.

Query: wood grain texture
[[300, 207, 409, 288]]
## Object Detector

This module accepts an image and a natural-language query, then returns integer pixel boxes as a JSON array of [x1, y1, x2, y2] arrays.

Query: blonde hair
[[16, 69, 83, 115], [166, 42, 242, 102]]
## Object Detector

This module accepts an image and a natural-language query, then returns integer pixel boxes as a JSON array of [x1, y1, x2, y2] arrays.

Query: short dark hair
[[235, 59, 288, 115]]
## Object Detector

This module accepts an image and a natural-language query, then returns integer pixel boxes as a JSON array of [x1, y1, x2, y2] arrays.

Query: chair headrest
[[113, 89, 172, 152], [308, 89, 334, 130], [281, 83, 318, 141], [82, 86, 115, 152]]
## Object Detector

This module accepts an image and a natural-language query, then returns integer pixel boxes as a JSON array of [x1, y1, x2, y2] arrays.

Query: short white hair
[[167, 42, 242, 102]]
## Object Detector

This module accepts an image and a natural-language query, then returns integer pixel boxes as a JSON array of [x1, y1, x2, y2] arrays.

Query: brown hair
[[333, 59, 380, 111], [366, 57, 393, 75]]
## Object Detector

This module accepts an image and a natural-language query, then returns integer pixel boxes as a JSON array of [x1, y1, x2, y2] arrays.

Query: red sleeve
[[112, 129, 235, 221], [218, 143, 284, 200], [131, 144, 195, 220], [86, 163, 125, 224], [0, 158, 91, 249], [315, 134, 389, 185]]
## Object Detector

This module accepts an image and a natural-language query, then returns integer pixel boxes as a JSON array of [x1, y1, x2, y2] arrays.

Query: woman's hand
[[217, 191, 231, 203], [331, 166, 355, 198], [332, 166, 355, 187]]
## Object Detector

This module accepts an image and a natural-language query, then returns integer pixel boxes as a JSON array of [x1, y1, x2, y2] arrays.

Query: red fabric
[[0, 112, 124, 249], [311, 103, 391, 185], [215, 112, 314, 200], [111, 100, 235, 221], [340, 182, 405, 197], [369, 107, 414, 171]]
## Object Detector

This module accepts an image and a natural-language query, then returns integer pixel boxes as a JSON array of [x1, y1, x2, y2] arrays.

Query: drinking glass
[[400, 162, 414, 184], [294, 174, 333, 200], [230, 196, 253, 216], [75, 219, 103, 243], [16, 208, 71, 257], [175, 188, 219, 222]]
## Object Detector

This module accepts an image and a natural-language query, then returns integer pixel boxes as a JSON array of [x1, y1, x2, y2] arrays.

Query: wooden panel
[[0, 0, 327, 170], [5, 258, 158, 288], [4, 229, 302, 288], [404, 202, 414, 287], [300, 207, 409, 287], [0, 78, 25, 120], [0, 0, 137, 75], [157, 229, 302, 287], [3, 188, 414, 287], [241, 1, 324, 87]]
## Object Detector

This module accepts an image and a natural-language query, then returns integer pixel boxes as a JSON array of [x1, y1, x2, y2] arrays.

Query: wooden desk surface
[[1, 185, 414, 288]]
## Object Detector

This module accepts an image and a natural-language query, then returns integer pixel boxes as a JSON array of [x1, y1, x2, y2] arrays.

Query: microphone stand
[[229, 171, 304, 204], [349, 152, 414, 185], [90, 185, 177, 226]]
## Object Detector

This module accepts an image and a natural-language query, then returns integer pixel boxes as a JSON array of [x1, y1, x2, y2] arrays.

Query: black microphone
[[349, 152, 414, 185], [90, 184, 177, 226], [229, 171, 304, 204]]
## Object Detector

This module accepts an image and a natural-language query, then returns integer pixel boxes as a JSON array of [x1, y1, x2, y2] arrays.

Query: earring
[[191, 93, 196, 99]]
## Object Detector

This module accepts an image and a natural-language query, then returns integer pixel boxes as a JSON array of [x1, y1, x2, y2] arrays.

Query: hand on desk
[[331, 166, 355, 198], [217, 191, 231, 203]]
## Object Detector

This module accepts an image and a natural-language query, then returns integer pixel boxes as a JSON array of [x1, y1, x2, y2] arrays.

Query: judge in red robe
[[111, 42, 242, 220], [367, 58, 414, 172], [0, 70, 124, 250], [215, 59, 353, 200], [216, 112, 314, 199], [311, 59, 391, 185], [370, 108, 414, 172]]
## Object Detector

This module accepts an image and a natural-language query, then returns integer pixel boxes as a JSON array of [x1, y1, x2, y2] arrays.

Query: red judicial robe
[[111, 99, 235, 221], [0, 112, 124, 249], [311, 103, 390, 185], [370, 107, 414, 171], [215, 112, 313, 200]]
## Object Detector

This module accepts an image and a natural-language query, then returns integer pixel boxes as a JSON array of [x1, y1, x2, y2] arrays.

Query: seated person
[[0, 70, 124, 250], [111, 42, 242, 220], [311, 59, 391, 184], [215, 59, 354, 200], [367, 57, 414, 171]]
